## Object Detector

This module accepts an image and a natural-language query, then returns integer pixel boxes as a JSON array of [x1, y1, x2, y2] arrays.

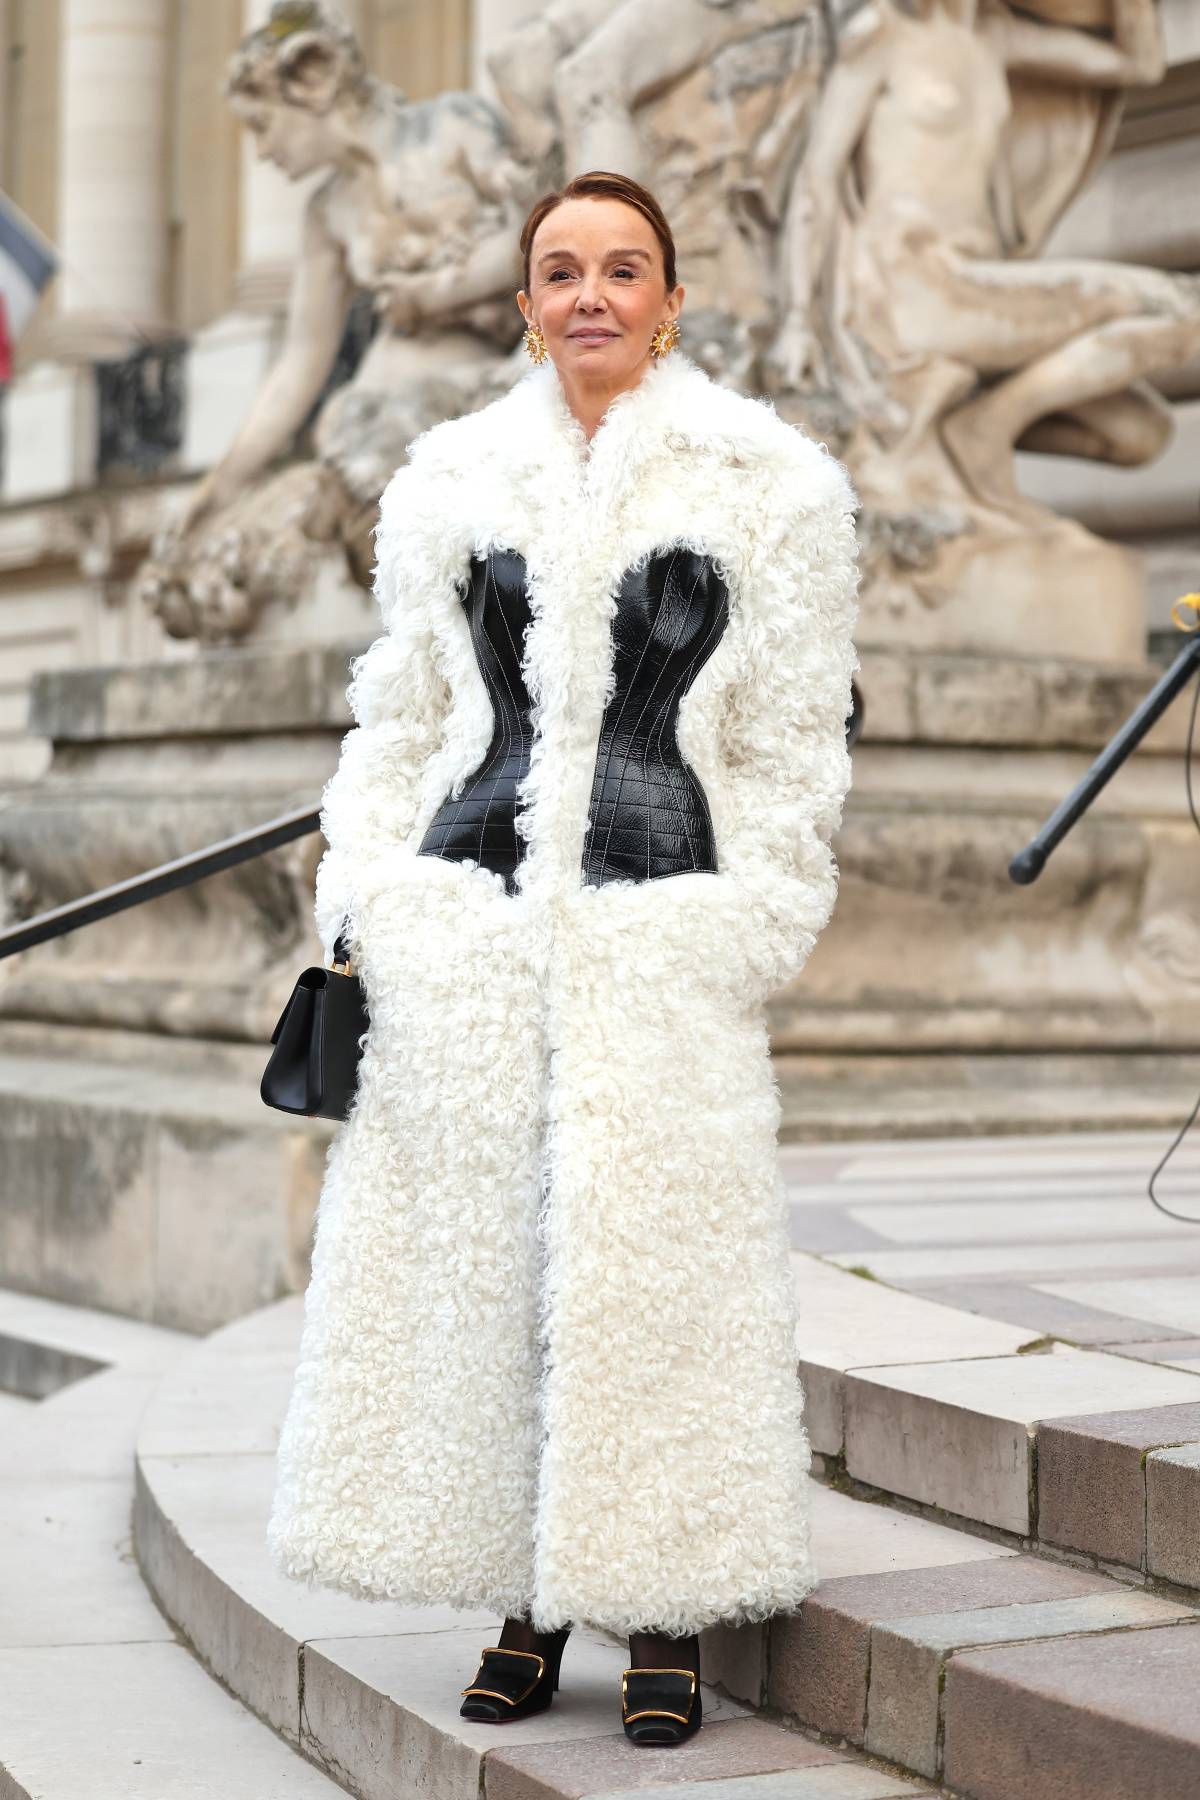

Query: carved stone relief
[[135, 0, 1200, 662]]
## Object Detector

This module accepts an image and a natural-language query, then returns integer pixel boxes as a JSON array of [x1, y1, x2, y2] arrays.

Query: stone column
[[0, 1, 10, 194], [53, 0, 170, 359]]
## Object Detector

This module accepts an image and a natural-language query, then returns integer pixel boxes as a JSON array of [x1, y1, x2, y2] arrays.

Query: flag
[[0, 191, 58, 385]]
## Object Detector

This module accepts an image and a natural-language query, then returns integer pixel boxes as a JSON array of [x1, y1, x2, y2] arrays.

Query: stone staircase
[[777, 1254, 1200, 1796], [772, 1051, 1200, 1142], [11, 1123, 1200, 1797], [128, 1246, 1200, 1800], [130, 1292, 944, 1800]]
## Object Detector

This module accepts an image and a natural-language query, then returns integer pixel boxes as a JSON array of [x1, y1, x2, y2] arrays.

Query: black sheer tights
[[498, 1614, 699, 1677], [628, 1629, 701, 1677], [497, 1612, 551, 1654]]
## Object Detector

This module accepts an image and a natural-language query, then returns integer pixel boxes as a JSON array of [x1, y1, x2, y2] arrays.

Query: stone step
[[131, 1294, 989, 1799], [769, 1554, 1200, 1798], [0, 1286, 352, 1799], [0, 1019, 332, 1331], [773, 1051, 1200, 1141], [791, 1249, 1200, 1574], [132, 1289, 1200, 1798], [784, 1126, 1200, 1593]]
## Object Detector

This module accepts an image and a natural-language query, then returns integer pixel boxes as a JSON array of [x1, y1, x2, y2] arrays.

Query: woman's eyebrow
[[536, 246, 652, 265]]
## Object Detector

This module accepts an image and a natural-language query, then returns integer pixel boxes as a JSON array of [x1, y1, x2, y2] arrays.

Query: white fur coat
[[265, 347, 861, 1638]]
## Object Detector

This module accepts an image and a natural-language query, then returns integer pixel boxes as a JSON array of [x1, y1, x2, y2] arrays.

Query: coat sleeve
[[313, 460, 454, 961], [713, 442, 861, 995]]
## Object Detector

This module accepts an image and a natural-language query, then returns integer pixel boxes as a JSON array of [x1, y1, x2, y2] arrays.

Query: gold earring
[[650, 318, 680, 359], [523, 320, 548, 363]]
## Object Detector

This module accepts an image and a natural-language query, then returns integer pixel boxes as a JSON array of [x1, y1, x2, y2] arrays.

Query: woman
[[266, 169, 860, 1748]]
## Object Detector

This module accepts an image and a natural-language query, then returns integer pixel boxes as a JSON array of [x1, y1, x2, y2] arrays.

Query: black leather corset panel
[[581, 549, 730, 886], [417, 545, 730, 892], [417, 548, 535, 892]]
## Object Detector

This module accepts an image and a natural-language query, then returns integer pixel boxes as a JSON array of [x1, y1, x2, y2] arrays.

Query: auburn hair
[[519, 170, 677, 295]]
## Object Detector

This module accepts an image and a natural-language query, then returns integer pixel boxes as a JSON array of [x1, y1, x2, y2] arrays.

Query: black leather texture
[[260, 963, 369, 1121], [582, 549, 729, 887], [417, 549, 535, 893], [417, 545, 729, 893]]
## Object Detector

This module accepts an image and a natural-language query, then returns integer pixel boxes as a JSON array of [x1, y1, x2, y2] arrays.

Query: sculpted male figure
[[487, 0, 821, 180]]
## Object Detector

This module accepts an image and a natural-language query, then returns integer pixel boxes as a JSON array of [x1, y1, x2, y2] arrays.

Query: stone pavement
[[0, 1288, 349, 1799]]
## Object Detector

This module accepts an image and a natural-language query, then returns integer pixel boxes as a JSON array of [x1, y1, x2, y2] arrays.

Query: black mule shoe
[[620, 1661, 703, 1745], [459, 1627, 571, 1723]]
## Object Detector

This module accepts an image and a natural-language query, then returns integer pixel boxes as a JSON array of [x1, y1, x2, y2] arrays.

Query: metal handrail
[[0, 803, 320, 961], [0, 677, 868, 965]]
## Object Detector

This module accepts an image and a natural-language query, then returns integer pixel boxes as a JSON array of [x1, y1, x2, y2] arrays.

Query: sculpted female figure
[[265, 169, 860, 1746], [140, 1, 539, 640], [767, 0, 1200, 541]]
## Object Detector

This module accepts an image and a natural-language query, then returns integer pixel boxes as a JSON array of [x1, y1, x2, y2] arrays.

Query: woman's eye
[[546, 267, 636, 280]]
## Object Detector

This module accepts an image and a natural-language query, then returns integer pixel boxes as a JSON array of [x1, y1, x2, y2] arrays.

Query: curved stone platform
[[130, 1293, 970, 1799], [132, 1252, 1200, 1799]]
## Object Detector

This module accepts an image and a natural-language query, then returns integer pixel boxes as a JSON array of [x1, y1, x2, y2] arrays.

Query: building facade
[[0, 0, 1198, 783]]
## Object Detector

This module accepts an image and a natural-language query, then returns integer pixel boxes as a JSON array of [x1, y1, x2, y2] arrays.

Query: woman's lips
[[572, 331, 616, 341]]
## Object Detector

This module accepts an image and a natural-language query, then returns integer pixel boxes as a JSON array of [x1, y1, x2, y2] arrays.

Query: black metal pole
[[0, 803, 322, 960], [1010, 634, 1200, 884]]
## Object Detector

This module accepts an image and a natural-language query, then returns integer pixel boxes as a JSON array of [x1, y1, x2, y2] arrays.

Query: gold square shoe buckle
[[460, 1644, 545, 1708], [620, 1665, 698, 1725]]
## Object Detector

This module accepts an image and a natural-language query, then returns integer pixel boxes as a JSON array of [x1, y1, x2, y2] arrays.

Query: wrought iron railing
[[0, 678, 868, 964], [0, 803, 320, 962]]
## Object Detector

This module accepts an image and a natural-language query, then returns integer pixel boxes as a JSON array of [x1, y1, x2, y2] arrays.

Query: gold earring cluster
[[649, 317, 680, 358], [522, 317, 680, 363]]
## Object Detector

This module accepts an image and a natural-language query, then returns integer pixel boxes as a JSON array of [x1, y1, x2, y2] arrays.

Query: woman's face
[[517, 197, 683, 387]]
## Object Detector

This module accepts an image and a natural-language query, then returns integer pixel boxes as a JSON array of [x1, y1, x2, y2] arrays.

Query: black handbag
[[260, 930, 369, 1121]]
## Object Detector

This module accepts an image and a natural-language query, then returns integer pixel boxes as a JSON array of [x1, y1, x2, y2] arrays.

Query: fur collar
[[373, 350, 857, 634], [406, 349, 855, 519]]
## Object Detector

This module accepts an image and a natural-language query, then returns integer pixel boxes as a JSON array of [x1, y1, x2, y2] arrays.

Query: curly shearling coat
[[266, 347, 861, 1638]]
